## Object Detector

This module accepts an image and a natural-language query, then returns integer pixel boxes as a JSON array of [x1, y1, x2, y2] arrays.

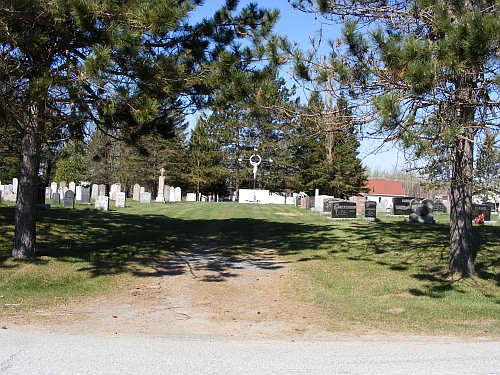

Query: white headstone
[[186, 193, 196, 201], [110, 183, 121, 200], [51, 182, 58, 197], [69, 181, 76, 193], [75, 186, 82, 201], [95, 196, 109, 211], [115, 192, 126, 208], [140, 192, 151, 204], [91, 184, 99, 200], [174, 187, 182, 202], [156, 168, 165, 203], [133, 184, 141, 201], [12, 178, 18, 194]]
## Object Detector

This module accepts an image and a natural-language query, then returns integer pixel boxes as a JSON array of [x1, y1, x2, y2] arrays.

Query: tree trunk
[[449, 133, 475, 276], [12, 102, 41, 259]]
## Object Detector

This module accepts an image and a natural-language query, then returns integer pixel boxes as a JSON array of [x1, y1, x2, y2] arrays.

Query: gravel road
[[1, 329, 499, 374]]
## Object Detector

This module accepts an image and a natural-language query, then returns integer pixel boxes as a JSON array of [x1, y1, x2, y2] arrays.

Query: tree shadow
[[1, 206, 499, 290]]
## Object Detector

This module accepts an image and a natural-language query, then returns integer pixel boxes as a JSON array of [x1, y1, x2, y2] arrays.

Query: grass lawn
[[1, 200, 499, 337]]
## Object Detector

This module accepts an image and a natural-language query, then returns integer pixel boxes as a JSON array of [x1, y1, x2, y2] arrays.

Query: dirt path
[[2, 249, 335, 340]]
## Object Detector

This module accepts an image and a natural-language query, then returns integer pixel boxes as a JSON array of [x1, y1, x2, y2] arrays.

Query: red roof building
[[364, 179, 405, 196]]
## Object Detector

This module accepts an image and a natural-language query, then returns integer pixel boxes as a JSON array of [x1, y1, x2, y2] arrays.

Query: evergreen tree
[[0, 0, 279, 258], [296, 93, 367, 197], [291, 0, 500, 276], [475, 131, 500, 194], [54, 140, 89, 183], [188, 115, 230, 199]]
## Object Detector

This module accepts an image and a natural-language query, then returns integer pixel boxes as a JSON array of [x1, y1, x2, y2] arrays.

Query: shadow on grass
[[1, 206, 499, 290]]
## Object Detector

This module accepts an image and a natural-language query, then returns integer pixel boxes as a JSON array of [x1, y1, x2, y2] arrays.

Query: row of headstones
[[0, 178, 19, 202], [54, 189, 127, 210], [47, 182, 123, 201], [132, 184, 182, 204]]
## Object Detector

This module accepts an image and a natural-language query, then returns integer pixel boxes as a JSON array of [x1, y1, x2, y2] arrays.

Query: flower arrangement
[[474, 213, 485, 225]]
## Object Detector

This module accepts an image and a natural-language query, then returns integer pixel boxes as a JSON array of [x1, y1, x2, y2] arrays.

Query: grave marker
[[472, 203, 491, 221], [95, 196, 109, 211], [52, 192, 60, 204], [140, 192, 151, 204], [133, 184, 141, 201], [331, 201, 357, 219], [91, 184, 99, 200], [364, 201, 377, 219], [115, 192, 126, 208], [393, 197, 414, 215], [81, 187, 91, 204], [63, 190, 75, 209]]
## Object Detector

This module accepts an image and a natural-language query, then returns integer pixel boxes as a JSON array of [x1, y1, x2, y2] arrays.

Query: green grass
[[1, 201, 499, 337]]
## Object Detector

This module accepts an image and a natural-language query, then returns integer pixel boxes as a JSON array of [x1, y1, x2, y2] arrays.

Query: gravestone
[[140, 192, 151, 204], [472, 204, 491, 221], [75, 186, 82, 201], [156, 168, 166, 203], [323, 198, 337, 214], [133, 184, 141, 201], [12, 178, 18, 194], [45, 187, 51, 199], [364, 201, 377, 219], [69, 181, 76, 193], [95, 196, 109, 211], [308, 196, 315, 210], [63, 190, 75, 209], [410, 198, 434, 216], [59, 180, 66, 190], [115, 192, 126, 208], [91, 184, 99, 200], [110, 183, 120, 200], [433, 200, 447, 214], [51, 182, 58, 197], [52, 192, 60, 204], [164, 185, 171, 203], [81, 187, 91, 204], [174, 187, 181, 202], [186, 193, 196, 201], [393, 197, 414, 215], [331, 201, 357, 219], [98, 184, 106, 197]]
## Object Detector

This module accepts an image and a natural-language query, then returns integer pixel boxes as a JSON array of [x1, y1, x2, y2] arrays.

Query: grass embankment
[[1, 200, 499, 336]]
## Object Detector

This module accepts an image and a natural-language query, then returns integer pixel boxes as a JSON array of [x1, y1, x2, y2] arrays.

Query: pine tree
[[291, 0, 500, 276], [297, 93, 367, 197], [0, 0, 279, 258], [475, 132, 500, 195]]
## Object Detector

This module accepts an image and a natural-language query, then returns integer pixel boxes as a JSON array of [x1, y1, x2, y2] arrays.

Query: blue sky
[[190, 0, 403, 172]]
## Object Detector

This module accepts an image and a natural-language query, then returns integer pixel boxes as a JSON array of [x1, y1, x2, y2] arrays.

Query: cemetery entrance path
[[3, 247, 335, 340]]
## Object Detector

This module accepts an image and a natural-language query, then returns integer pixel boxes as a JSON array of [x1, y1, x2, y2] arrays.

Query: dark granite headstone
[[64, 190, 75, 209], [472, 204, 491, 221], [433, 200, 447, 214], [323, 198, 337, 214], [81, 187, 91, 204], [331, 201, 357, 218], [410, 198, 434, 216], [364, 201, 377, 218], [393, 197, 414, 215], [52, 193, 60, 204], [308, 197, 315, 210]]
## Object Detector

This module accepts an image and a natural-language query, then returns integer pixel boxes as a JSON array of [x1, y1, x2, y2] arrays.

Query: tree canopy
[[0, 0, 280, 258], [290, 0, 500, 276]]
